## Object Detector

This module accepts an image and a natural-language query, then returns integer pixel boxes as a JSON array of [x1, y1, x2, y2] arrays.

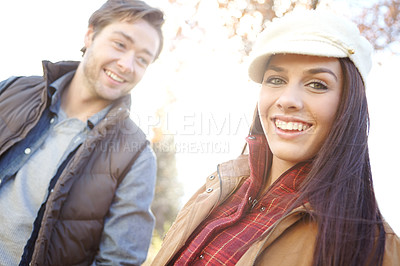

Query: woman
[[152, 10, 400, 266]]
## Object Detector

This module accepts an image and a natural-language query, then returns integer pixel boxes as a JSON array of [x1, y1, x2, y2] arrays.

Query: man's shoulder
[[115, 114, 147, 142], [4, 75, 43, 82], [0, 75, 43, 89], [15, 75, 44, 84], [133, 144, 156, 166], [3, 75, 44, 89], [0, 76, 45, 98]]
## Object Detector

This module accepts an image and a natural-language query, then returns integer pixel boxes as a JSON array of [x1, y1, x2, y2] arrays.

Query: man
[[0, 0, 163, 265]]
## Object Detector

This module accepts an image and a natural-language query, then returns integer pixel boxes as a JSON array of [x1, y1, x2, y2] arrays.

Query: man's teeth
[[275, 120, 309, 131], [105, 70, 124, 82]]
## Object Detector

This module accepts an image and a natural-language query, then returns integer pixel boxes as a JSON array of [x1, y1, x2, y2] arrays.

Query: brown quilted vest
[[0, 61, 148, 265]]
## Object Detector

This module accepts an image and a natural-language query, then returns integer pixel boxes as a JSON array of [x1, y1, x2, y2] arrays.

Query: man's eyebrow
[[113, 31, 155, 58], [306, 68, 338, 81]]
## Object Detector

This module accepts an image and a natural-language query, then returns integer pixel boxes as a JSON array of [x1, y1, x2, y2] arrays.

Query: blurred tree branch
[[357, 0, 399, 52], [166, 0, 399, 57]]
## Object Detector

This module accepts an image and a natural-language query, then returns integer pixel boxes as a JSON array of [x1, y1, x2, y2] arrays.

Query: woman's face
[[258, 54, 343, 168]]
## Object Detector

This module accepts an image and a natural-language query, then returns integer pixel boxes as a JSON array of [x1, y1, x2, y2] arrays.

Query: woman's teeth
[[275, 119, 310, 131]]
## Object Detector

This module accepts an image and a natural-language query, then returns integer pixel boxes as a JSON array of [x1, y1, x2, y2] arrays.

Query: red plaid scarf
[[171, 135, 311, 265]]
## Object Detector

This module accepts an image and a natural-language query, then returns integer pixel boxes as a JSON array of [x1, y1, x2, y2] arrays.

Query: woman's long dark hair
[[249, 57, 386, 265], [295, 57, 385, 266]]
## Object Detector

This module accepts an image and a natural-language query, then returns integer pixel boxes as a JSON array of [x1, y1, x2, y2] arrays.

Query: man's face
[[80, 19, 160, 103]]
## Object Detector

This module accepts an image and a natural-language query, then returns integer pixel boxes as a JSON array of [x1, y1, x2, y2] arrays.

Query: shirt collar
[[245, 134, 268, 200], [88, 105, 112, 129]]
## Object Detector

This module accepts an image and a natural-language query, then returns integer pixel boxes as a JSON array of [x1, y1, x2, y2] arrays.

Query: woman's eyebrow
[[266, 65, 286, 73], [266, 65, 338, 81], [305, 68, 338, 81]]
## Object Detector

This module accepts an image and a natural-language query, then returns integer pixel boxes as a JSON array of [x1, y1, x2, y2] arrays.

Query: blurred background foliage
[[146, 0, 399, 264]]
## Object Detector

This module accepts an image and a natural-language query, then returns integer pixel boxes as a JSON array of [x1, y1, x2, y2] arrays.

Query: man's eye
[[114, 41, 126, 49], [137, 57, 149, 66]]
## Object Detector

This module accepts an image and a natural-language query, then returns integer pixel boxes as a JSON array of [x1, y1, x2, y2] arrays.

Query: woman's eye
[[308, 81, 328, 90], [265, 77, 285, 85]]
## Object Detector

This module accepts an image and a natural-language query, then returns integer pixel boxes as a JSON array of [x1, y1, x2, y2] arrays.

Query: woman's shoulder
[[382, 222, 400, 265], [217, 154, 250, 178]]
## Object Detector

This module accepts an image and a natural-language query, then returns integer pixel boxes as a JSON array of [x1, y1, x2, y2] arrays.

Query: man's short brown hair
[[82, 0, 164, 60]]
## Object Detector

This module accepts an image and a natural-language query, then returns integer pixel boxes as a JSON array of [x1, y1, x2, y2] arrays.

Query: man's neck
[[61, 72, 110, 122]]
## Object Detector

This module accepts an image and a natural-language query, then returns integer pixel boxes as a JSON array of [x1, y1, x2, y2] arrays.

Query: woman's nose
[[275, 84, 303, 111]]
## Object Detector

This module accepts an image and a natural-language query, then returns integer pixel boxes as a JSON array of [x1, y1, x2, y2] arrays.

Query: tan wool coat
[[152, 155, 400, 266]]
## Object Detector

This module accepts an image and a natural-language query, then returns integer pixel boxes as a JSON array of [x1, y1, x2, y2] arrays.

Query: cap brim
[[248, 40, 348, 83]]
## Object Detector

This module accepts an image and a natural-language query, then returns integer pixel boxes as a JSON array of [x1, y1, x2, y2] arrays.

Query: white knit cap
[[248, 9, 373, 84]]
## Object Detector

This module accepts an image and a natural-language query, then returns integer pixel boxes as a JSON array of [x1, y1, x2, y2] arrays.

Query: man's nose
[[117, 52, 135, 73]]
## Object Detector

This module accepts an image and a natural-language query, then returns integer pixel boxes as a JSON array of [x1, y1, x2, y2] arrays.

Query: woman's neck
[[262, 156, 297, 193]]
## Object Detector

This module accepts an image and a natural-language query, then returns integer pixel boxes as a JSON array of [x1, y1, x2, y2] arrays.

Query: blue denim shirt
[[0, 74, 156, 265]]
